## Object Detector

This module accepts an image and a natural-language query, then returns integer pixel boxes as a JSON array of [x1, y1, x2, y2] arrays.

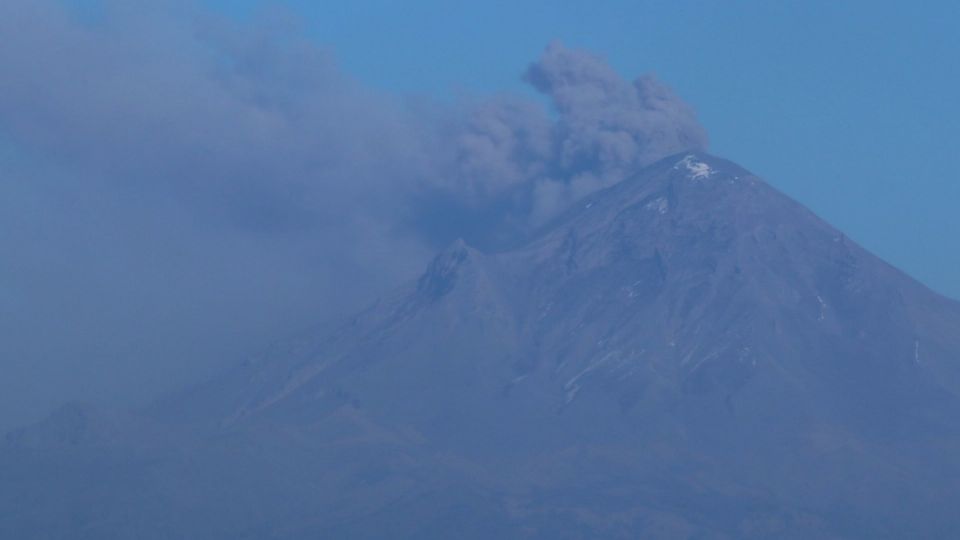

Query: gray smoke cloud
[[522, 41, 709, 220], [421, 41, 709, 230], [526, 42, 708, 171], [0, 2, 706, 430]]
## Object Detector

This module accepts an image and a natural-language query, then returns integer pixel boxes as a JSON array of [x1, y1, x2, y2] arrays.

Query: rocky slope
[[4, 152, 960, 539]]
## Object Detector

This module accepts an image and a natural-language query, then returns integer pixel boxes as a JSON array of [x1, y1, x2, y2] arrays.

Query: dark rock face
[[4, 153, 960, 539]]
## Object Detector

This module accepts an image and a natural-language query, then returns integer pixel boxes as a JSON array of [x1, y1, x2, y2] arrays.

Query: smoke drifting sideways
[[0, 1, 707, 430]]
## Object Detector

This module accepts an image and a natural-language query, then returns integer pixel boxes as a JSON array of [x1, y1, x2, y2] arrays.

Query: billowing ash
[[0, 0, 707, 429]]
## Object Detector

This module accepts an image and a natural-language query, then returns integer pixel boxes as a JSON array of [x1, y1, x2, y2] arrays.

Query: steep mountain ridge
[[4, 152, 960, 539]]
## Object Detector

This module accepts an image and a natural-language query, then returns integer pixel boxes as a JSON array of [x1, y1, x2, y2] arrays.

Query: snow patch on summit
[[645, 197, 669, 214], [675, 154, 715, 180]]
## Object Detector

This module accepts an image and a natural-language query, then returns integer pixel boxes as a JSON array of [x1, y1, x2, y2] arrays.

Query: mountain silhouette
[[4, 152, 960, 539]]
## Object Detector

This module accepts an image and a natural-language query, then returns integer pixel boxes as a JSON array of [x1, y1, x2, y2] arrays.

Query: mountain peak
[[674, 152, 716, 180], [6, 153, 960, 539]]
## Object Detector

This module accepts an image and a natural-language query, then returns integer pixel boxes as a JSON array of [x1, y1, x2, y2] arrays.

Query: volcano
[[4, 152, 960, 539]]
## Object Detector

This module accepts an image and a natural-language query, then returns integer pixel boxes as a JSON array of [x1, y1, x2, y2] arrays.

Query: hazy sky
[[2, 0, 957, 431], [208, 0, 960, 298]]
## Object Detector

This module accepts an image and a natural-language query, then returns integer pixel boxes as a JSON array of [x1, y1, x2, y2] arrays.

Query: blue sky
[[206, 0, 960, 298]]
